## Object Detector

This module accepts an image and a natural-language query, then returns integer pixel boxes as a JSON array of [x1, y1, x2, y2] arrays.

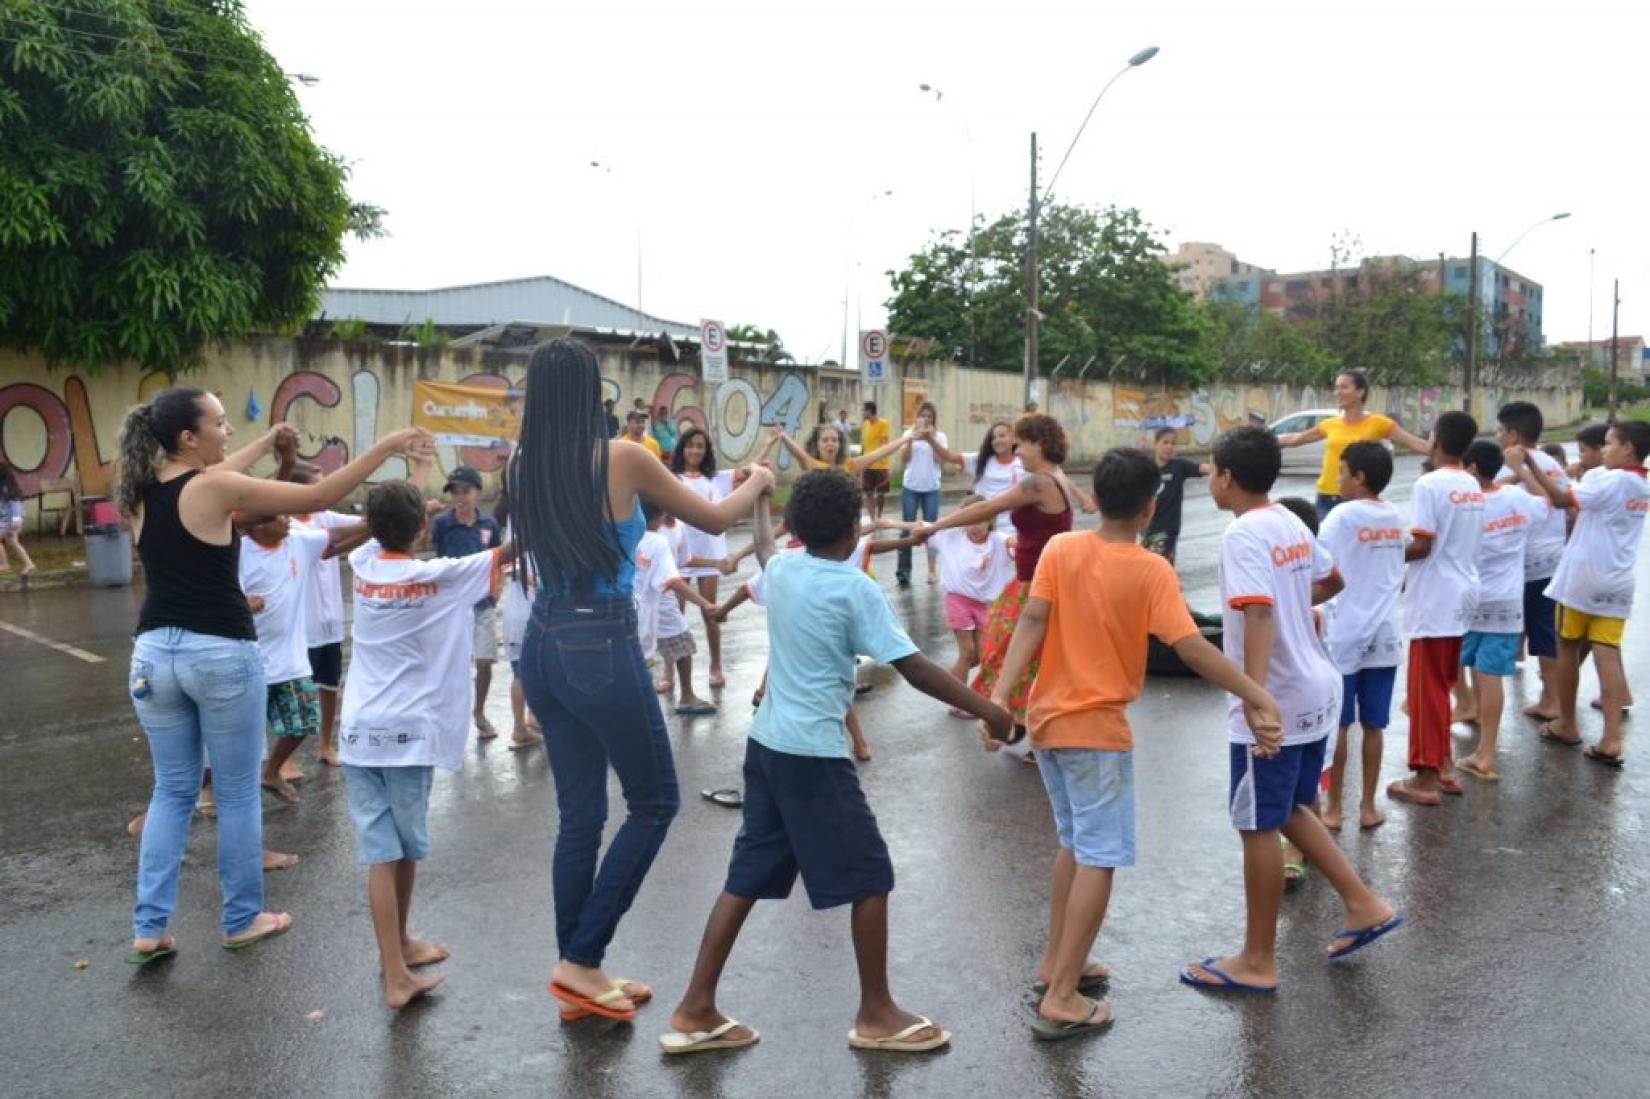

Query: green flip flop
[[223, 915, 292, 951], [1030, 998, 1113, 1041], [126, 944, 177, 966]]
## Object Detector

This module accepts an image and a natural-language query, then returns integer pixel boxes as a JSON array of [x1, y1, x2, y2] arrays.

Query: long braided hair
[[507, 339, 619, 595]]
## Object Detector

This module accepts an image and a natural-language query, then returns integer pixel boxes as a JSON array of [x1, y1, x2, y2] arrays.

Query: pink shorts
[[945, 592, 992, 632]]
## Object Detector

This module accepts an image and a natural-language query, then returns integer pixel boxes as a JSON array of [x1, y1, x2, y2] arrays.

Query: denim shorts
[[1228, 738, 1327, 832], [725, 739, 894, 909], [1036, 748, 1136, 868], [1461, 631, 1519, 676], [343, 764, 434, 864]]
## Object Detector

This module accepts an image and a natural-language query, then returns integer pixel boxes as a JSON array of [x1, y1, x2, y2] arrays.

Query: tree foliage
[[885, 203, 1217, 386], [724, 323, 793, 363], [0, 0, 380, 371]]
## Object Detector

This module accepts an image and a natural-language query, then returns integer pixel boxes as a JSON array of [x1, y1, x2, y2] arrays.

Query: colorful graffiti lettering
[[270, 371, 348, 472]]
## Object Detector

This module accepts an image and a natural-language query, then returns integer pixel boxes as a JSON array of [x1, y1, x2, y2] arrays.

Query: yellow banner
[[412, 380, 522, 447]]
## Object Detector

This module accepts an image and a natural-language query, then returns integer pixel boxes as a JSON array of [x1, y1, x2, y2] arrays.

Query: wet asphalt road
[[4, 454, 1649, 1098]]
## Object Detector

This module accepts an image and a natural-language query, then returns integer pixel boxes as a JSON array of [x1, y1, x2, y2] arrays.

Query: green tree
[[724, 323, 793, 363], [0, 0, 382, 372], [886, 203, 1217, 386]]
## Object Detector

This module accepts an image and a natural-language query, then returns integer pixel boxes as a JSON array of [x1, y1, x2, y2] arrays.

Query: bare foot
[[1037, 991, 1110, 1027], [1386, 778, 1440, 807], [403, 937, 450, 967], [262, 850, 299, 872], [384, 970, 445, 1009], [131, 932, 176, 955], [1450, 708, 1478, 725], [474, 715, 498, 740], [317, 748, 341, 767], [655, 680, 675, 695], [1359, 805, 1388, 830], [1320, 803, 1343, 832], [709, 672, 727, 689], [279, 763, 305, 784], [852, 1006, 944, 1047], [224, 911, 293, 947], [1523, 703, 1559, 721], [127, 812, 146, 838]]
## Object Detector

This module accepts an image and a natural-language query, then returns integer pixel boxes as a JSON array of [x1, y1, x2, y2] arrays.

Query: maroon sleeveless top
[[1010, 498, 1073, 582]]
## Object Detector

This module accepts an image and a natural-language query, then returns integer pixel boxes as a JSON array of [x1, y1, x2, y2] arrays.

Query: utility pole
[[1608, 278, 1621, 423], [1462, 231, 1478, 416], [1024, 132, 1039, 410]]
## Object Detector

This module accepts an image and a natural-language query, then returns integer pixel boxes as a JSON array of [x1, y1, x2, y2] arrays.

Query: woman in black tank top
[[117, 386, 429, 960]]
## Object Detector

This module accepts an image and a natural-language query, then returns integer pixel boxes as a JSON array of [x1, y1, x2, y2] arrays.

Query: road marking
[[0, 618, 106, 664]]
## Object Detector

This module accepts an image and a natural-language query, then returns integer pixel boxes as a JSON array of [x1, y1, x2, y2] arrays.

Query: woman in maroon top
[[918, 414, 1082, 733]]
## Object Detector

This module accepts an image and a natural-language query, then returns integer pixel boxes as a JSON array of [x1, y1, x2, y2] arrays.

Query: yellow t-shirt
[[861, 418, 891, 470], [622, 434, 663, 459], [1317, 413, 1394, 496]]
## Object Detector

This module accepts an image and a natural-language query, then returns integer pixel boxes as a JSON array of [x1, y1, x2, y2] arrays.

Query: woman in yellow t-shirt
[[1279, 369, 1430, 520]]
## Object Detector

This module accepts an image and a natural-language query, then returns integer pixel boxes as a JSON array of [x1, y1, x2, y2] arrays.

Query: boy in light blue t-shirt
[[660, 470, 1013, 1056]]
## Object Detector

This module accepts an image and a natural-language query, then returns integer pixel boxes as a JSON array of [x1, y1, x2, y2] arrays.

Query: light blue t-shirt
[[749, 550, 919, 759]]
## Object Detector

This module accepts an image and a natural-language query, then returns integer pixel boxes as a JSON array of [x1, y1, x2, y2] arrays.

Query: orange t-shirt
[[1026, 532, 1199, 751]]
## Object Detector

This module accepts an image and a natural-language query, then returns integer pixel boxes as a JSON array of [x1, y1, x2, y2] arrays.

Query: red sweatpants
[[1407, 636, 1462, 772]]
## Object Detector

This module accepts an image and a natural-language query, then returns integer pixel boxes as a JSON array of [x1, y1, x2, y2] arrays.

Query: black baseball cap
[[444, 466, 483, 492]]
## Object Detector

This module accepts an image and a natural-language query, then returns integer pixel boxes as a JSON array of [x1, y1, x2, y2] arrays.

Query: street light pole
[[1464, 231, 1479, 415], [1023, 46, 1157, 411], [1608, 278, 1621, 423], [1024, 133, 1040, 409]]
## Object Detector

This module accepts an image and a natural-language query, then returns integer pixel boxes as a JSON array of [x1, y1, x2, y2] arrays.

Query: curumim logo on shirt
[[355, 578, 439, 602], [1356, 526, 1405, 544], [1447, 489, 1486, 505], [1270, 540, 1312, 567], [1484, 512, 1530, 533], [1628, 498, 1649, 514]]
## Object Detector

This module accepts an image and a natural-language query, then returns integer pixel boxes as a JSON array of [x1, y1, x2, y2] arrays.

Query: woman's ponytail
[[114, 405, 160, 518]]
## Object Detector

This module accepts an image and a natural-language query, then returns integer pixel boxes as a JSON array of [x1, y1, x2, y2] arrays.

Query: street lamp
[[1462, 211, 1571, 415], [841, 189, 895, 368], [918, 83, 979, 367], [1025, 46, 1159, 408], [287, 72, 320, 86]]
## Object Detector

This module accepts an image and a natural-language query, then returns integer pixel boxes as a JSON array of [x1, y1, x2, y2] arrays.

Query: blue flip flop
[[1327, 914, 1405, 960], [1178, 958, 1277, 995]]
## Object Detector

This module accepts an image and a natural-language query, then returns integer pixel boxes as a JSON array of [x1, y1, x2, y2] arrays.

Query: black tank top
[[134, 471, 256, 641]]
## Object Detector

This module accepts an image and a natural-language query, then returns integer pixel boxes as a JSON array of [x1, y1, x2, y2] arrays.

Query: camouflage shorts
[[267, 677, 321, 739]]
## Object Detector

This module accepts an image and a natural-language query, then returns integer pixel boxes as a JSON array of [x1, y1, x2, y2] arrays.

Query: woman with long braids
[[510, 338, 775, 1023], [971, 420, 1023, 533], [116, 387, 428, 963], [670, 426, 735, 688], [917, 414, 1078, 743]]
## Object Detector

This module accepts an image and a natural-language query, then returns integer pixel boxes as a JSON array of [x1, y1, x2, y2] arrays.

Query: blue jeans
[[521, 592, 680, 968], [1315, 494, 1341, 522], [129, 629, 266, 938], [897, 487, 940, 579]]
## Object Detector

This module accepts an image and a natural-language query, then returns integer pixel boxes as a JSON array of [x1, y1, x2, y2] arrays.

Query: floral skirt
[[970, 578, 1041, 723]]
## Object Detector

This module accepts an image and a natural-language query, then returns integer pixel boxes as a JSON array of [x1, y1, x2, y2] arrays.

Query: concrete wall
[[0, 336, 1583, 522]]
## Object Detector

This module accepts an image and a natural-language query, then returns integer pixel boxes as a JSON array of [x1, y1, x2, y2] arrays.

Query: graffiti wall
[[0, 335, 1584, 523]]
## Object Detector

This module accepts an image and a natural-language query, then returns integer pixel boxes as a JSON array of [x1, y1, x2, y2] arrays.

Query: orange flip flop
[[549, 981, 636, 1021], [558, 978, 651, 1021]]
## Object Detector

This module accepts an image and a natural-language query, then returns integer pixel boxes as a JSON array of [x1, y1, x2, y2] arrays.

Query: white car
[[1268, 409, 1336, 471]]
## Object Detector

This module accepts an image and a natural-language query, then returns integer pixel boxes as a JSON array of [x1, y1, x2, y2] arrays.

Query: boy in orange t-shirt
[[989, 447, 1281, 1041]]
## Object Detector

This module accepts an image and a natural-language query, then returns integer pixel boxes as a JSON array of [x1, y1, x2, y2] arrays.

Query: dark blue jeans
[[897, 487, 941, 579], [1315, 494, 1341, 523], [521, 593, 680, 968]]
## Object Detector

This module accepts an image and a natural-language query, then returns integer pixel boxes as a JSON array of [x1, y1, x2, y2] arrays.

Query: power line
[[0, 30, 291, 80], [23, 0, 262, 56], [4, 19, 274, 70]]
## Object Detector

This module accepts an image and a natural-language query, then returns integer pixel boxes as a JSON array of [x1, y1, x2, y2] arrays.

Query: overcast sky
[[250, 0, 1650, 365]]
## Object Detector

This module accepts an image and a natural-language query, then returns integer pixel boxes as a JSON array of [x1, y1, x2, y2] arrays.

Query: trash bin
[[85, 524, 133, 588]]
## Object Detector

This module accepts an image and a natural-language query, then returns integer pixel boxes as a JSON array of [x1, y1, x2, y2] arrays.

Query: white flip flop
[[847, 1015, 951, 1052], [658, 1018, 760, 1055]]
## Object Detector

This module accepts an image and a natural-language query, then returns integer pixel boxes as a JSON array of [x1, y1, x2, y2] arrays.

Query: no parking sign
[[701, 319, 729, 383], [860, 329, 889, 385]]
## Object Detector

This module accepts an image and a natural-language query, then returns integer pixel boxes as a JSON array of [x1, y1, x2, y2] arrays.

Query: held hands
[[742, 464, 776, 495], [716, 556, 739, 576], [382, 427, 436, 461], [1244, 691, 1284, 757], [246, 593, 266, 614], [1503, 445, 1527, 469], [268, 423, 299, 463], [978, 693, 1015, 750]]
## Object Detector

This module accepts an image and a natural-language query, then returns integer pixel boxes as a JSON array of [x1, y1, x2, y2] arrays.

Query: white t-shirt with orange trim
[[239, 527, 329, 685], [930, 527, 1014, 605], [1219, 503, 1341, 747], [634, 529, 688, 659], [1545, 466, 1650, 617], [1495, 448, 1569, 580], [339, 542, 501, 771], [1470, 485, 1547, 633], [1405, 466, 1484, 639], [676, 470, 736, 578], [1317, 497, 1406, 673], [292, 510, 354, 647]]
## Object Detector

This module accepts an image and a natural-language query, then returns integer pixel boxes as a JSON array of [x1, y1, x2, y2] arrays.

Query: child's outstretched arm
[[667, 578, 718, 613], [866, 531, 926, 554], [711, 584, 752, 623], [1507, 446, 1570, 508], [1311, 571, 1344, 606], [751, 491, 777, 568], [1171, 634, 1284, 756], [891, 652, 1012, 739], [322, 520, 373, 561]]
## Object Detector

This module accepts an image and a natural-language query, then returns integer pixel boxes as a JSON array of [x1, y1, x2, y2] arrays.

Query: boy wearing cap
[[430, 466, 504, 739]]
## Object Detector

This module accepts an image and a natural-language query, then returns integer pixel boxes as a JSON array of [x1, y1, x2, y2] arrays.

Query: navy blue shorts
[[724, 739, 894, 910], [1340, 667, 1397, 729], [1228, 738, 1327, 832], [1524, 580, 1558, 660], [307, 642, 343, 689]]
